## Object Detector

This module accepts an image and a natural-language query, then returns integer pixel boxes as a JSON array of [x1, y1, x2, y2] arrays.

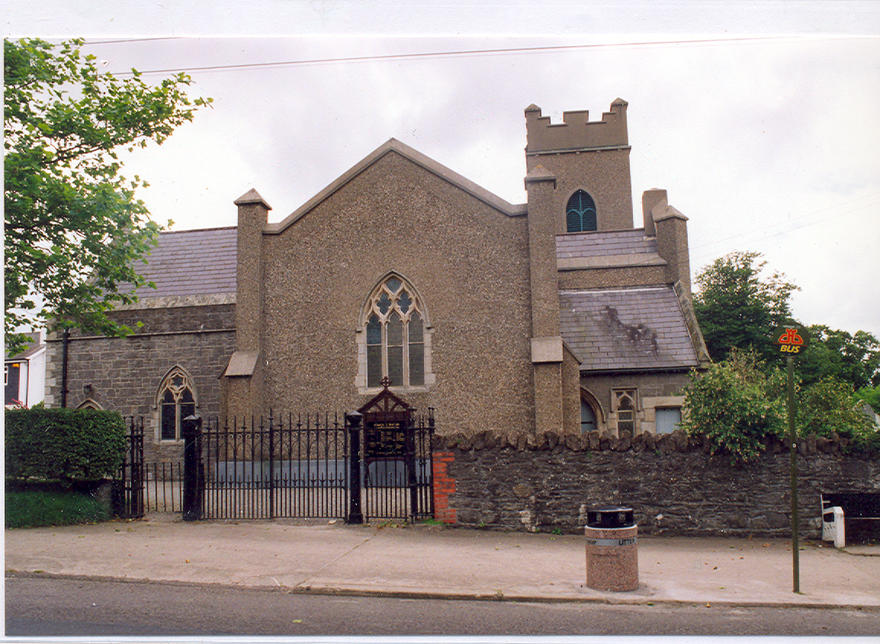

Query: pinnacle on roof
[[234, 188, 272, 209]]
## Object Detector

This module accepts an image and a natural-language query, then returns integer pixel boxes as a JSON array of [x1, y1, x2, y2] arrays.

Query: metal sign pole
[[787, 354, 799, 593], [775, 326, 807, 594]]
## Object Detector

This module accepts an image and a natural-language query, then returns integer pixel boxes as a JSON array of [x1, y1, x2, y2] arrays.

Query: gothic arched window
[[566, 190, 597, 232], [363, 275, 428, 389], [157, 367, 197, 441]]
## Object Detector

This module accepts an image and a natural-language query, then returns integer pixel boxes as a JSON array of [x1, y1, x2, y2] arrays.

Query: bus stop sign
[[774, 326, 809, 356]]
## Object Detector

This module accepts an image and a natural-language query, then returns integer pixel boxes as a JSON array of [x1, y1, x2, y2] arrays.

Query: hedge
[[5, 408, 127, 484]]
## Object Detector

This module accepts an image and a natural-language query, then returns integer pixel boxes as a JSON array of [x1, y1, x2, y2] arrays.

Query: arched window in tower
[[156, 367, 197, 441], [363, 275, 427, 388], [566, 190, 597, 232]]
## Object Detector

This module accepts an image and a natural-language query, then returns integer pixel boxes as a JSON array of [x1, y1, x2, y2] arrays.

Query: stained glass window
[[580, 400, 597, 433], [364, 275, 427, 388]]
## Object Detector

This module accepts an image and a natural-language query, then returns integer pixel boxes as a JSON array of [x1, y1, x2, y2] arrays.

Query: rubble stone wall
[[433, 429, 880, 537]]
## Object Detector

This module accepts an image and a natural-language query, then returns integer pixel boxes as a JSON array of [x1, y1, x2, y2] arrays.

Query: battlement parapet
[[525, 99, 629, 154]]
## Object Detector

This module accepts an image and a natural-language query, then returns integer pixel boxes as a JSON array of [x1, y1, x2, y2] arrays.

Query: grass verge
[[5, 489, 109, 528]]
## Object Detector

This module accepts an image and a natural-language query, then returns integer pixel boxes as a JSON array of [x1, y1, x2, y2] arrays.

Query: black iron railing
[[125, 409, 435, 523], [114, 417, 144, 519]]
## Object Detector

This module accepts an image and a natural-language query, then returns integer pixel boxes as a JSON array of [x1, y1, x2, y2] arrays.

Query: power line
[[84, 37, 184, 45], [107, 35, 796, 76]]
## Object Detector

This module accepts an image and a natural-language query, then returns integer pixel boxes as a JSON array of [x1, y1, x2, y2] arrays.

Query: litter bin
[[585, 505, 638, 591]]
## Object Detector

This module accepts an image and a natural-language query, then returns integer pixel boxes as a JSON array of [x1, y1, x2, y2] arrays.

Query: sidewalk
[[5, 514, 880, 609]]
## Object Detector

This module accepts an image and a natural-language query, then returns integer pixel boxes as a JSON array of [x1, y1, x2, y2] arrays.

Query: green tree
[[682, 350, 879, 462], [856, 384, 880, 414], [798, 376, 874, 441], [797, 325, 880, 389], [681, 348, 787, 464], [693, 251, 798, 364], [4, 38, 211, 354]]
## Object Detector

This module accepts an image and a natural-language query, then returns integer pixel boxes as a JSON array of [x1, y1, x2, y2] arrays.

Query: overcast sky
[[5, 2, 880, 338]]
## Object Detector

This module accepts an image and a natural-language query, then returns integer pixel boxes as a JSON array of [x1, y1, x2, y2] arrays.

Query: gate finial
[[381, 376, 392, 389]]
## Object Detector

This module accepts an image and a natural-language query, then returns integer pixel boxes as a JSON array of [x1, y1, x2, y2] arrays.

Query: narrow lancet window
[[566, 190, 597, 232]]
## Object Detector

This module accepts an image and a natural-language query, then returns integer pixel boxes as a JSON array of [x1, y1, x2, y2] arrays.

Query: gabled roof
[[265, 138, 527, 234], [6, 332, 44, 361], [559, 285, 701, 373], [121, 227, 238, 300]]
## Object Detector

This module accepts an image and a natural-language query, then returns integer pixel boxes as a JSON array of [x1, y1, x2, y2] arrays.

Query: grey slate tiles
[[556, 229, 658, 261], [122, 227, 238, 298], [559, 286, 699, 372]]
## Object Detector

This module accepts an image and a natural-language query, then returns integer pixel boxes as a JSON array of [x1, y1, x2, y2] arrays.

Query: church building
[[46, 99, 709, 461]]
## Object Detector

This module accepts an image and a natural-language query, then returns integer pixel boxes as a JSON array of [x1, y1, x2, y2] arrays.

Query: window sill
[[358, 385, 432, 396]]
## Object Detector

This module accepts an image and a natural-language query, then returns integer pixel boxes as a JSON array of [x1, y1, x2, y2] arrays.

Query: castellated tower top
[[525, 98, 629, 154]]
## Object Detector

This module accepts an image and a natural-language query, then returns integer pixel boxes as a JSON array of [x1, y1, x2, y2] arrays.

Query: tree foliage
[[681, 349, 787, 464], [799, 376, 874, 441], [693, 251, 879, 391], [693, 251, 798, 364], [682, 349, 879, 463], [797, 325, 880, 389], [4, 38, 211, 354], [856, 384, 880, 414]]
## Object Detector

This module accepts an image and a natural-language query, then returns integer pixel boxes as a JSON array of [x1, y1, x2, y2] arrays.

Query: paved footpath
[[5, 515, 879, 609]]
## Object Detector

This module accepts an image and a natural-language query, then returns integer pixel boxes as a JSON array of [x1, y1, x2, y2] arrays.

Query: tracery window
[[157, 367, 196, 441], [364, 276, 426, 388], [613, 389, 637, 436], [566, 190, 597, 232]]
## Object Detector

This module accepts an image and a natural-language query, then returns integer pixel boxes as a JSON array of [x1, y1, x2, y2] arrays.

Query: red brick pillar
[[432, 451, 456, 524]]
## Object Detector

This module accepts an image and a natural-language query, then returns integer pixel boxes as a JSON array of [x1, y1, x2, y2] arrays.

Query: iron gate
[[167, 409, 435, 522], [351, 411, 435, 522], [114, 417, 145, 519], [195, 413, 351, 520]]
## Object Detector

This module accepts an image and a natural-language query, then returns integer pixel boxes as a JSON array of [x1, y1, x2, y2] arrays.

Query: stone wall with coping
[[432, 429, 880, 537]]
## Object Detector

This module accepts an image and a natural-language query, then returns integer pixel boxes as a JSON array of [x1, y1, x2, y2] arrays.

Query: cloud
[[82, 34, 879, 336]]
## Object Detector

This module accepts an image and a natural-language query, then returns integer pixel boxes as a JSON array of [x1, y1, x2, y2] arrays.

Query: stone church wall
[[432, 430, 880, 537], [45, 304, 235, 462]]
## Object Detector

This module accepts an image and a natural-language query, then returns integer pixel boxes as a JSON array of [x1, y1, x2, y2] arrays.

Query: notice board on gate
[[364, 421, 407, 460], [358, 380, 414, 461]]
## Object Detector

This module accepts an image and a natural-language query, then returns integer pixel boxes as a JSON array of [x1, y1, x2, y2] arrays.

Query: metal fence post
[[130, 418, 144, 518], [346, 411, 364, 524], [405, 423, 418, 521], [182, 414, 203, 521]]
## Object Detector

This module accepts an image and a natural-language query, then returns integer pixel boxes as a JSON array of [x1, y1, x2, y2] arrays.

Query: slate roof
[[6, 332, 44, 360], [556, 229, 662, 265], [559, 286, 699, 372], [121, 227, 238, 298]]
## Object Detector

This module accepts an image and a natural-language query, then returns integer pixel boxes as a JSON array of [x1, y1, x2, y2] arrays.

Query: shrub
[[682, 349, 786, 464], [5, 489, 109, 528], [5, 408, 127, 484], [799, 376, 874, 441]]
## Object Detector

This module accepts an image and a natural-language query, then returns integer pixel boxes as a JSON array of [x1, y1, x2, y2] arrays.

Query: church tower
[[522, 100, 637, 435], [524, 99, 634, 233]]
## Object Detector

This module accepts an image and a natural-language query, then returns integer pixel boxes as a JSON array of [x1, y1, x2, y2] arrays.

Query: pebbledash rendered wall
[[431, 429, 880, 537]]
